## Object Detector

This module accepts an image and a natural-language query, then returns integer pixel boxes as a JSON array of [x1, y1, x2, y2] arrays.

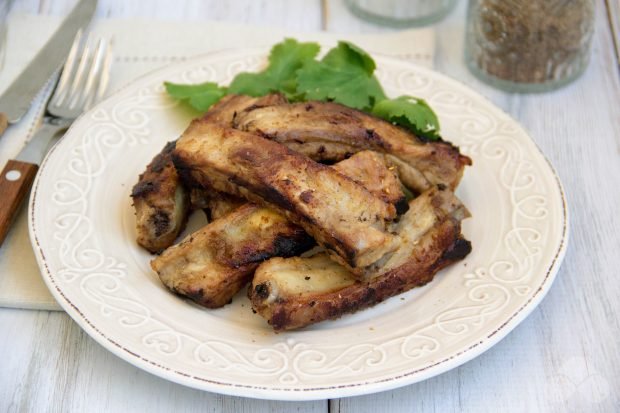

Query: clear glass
[[345, 0, 457, 27], [465, 0, 595, 93]]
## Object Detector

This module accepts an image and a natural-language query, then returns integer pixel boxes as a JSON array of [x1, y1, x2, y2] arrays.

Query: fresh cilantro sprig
[[296, 41, 386, 110], [164, 39, 441, 140], [228, 38, 320, 98], [164, 81, 227, 112], [372, 96, 440, 140]]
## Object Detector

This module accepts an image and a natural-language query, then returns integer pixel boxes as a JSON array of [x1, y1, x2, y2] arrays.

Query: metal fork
[[38, 30, 113, 139], [0, 31, 113, 246]]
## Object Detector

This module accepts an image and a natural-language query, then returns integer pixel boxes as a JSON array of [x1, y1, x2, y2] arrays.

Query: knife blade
[[0, 0, 97, 134], [16, 122, 63, 164]]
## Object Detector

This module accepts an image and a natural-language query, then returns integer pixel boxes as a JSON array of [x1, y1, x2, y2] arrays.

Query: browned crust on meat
[[152, 153, 411, 308], [333, 151, 407, 214], [204, 191, 246, 221], [202, 93, 287, 126], [151, 204, 314, 308], [188, 187, 246, 220], [131, 141, 189, 253], [251, 222, 470, 331], [234, 101, 471, 192], [248, 187, 471, 331], [172, 121, 399, 273], [188, 187, 210, 210], [204, 151, 406, 221], [131, 94, 288, 254]]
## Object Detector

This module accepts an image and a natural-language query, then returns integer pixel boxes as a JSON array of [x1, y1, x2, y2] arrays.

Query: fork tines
[[52, 30, 113, 111]]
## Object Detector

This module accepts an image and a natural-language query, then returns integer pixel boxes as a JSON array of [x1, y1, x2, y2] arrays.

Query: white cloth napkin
[[0, 13, 435, 311]]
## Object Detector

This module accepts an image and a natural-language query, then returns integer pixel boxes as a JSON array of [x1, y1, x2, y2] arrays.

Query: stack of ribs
[[131, 93, 472, 331]]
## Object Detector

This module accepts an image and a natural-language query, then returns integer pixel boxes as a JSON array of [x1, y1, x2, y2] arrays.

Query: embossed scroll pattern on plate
[[31, 50, 566, 399]]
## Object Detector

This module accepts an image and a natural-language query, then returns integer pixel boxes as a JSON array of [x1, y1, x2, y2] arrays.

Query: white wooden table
[[1, 1, 619, 411]]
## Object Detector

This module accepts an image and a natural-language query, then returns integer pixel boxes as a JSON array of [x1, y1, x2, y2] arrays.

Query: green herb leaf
[[163, 39, 442, 141], [228, 38, 320, 97], [322, 41, 376, 75], [296, 41, 386, 110], [372, 95, 441, 140], [164, 81, 227, 112]]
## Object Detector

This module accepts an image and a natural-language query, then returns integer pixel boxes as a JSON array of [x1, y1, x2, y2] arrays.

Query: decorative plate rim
[[28, 47, 569, 401]]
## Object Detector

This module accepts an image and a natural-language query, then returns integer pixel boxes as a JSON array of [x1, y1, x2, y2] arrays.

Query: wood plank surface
[[0, 309, 326, 412], [2, 0, 619, 412]]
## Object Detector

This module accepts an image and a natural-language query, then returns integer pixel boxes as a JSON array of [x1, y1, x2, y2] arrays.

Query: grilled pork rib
[[131, 141, 189, 253], [137, 93, 473, 329], [233, 101, 472, 193], [201, 150, 406, 222], [172, 122, 399, 274], [152, 204, 314, 308], [152, 151, 406, 308], [132, 94, 287, 253], [249, 186, 471, 331]]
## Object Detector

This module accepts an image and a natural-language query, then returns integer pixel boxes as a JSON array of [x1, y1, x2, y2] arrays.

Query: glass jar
[[345, 0, 457, 27], [465, 0, 595, 93]]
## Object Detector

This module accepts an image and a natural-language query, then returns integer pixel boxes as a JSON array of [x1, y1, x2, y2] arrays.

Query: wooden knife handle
[[0, 113, 7, 136], [0, 160, 39, 246]]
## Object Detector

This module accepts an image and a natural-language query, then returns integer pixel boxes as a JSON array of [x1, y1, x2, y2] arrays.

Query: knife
[[0, 0, 97, 135], [0, 130, 50, 245]]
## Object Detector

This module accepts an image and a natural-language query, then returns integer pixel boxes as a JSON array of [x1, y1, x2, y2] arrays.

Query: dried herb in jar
[[466, 0, 594, 91]]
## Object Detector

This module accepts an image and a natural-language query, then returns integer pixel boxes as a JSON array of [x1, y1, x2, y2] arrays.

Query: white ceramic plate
[[29, 48, 568, 400]]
